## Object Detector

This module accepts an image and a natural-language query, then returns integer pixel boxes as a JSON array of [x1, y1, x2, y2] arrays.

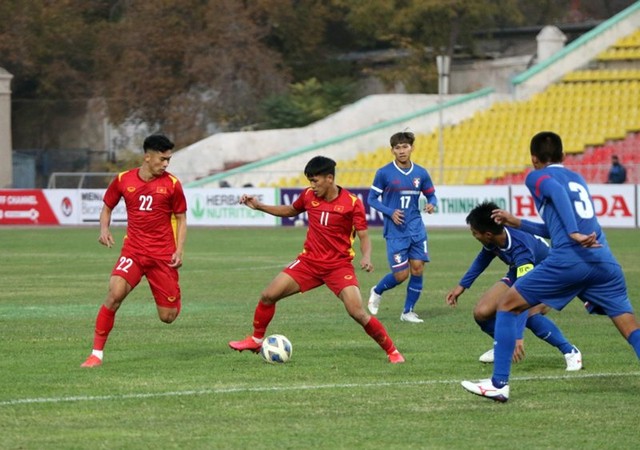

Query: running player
[[462, 131, 640, 402], [367, 131, 437, 323], [81, 134, 187, 367], [228, 156, 405, 363], [446, 201, 581, 370]]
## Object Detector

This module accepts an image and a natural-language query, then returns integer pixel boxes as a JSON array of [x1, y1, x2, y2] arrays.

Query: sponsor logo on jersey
[[344, 275, 353, 280], [311, 201, 320, 207], [127, 186, 136, 192]]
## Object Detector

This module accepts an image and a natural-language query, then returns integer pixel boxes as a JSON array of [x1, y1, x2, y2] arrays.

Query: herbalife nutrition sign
[[185, 188, 278, 226]]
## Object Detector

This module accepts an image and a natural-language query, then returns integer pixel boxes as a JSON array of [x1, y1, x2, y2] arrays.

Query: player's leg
[[461, 286, 530, 401], [473, 281, 526, 362], [327, 265, 403, 363], [401, 237, 430, 321], [525, 304, 582, 370], [611, 313, 640, 358], [81, 274, 135, 367], [147, 260, 182, 324], [400, 258, 425, 323], [229, 262, 308, 353], [339, 285, 404, 363], [582, 262, 640, 359], [368, 238, 409, 315]]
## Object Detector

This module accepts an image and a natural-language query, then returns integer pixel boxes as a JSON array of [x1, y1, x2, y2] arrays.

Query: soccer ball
[[260, 334, 293, 364]]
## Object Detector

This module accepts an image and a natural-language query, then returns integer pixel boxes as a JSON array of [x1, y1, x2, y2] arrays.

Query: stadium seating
[[276, 30, 640, 187]]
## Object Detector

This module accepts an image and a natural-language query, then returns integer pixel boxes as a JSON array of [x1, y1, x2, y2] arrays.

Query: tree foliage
[[0, 0, 635, 149]]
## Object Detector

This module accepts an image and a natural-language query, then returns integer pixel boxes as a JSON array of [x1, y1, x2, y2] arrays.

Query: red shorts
[[283, 257, 359, 296], [111, 251, 181, 309]]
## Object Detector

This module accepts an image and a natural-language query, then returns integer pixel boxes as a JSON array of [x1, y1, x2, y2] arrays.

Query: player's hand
[[239, 194, 259, 209], [98, 231, 115, 248], [491, 209, 520, 227], [512, 339, 525, 363], [445, 285, 465, 307], [168, 252, 183, 268], [391, 209, 404, 225], [360, 258, 374, 272], [423, 203, 435, 214], [570, 231, 602, 248]]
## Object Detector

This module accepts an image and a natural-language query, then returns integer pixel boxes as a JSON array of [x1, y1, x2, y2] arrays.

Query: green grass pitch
[[1, 226, 640, 449]]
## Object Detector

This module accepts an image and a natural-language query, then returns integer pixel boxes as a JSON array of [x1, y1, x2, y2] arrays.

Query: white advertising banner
[[425, 185, 511, 227], [79, 189, 128, 225], [186, 188, 278, 226], [510, 184, 636, 228]]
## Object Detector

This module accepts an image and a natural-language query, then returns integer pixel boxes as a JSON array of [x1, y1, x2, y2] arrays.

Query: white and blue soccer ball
[[260, 334, 293, 364]]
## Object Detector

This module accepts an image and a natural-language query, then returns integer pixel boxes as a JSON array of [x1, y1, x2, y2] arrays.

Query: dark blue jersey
[[368, 161, 437, 239], [523, 164, 615, 263], [459, 227, 549, 288]]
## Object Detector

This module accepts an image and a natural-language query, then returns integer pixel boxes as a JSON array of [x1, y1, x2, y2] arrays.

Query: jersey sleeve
[[171, 178, 188, 214], [421, 170, 438, 207], [352, 195, 368, 231], [368, 170, 395, 217], [527, 172, 579, 234], [292, 189, 309, 212], [459, 249, 495, 288], [102, 173, 124, 209]]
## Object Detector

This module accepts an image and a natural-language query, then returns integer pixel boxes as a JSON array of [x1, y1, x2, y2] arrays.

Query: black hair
[[530, 131, 563, 164], [304, 156, 336, 178], [143, 134, 175, 152], [466, 201, 504, 234], [390, 131, 415, 147]]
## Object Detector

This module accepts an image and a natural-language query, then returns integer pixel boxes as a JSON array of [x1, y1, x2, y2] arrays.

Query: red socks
[[93, 305, 116, 350], [252, 302, 276, 339], [364, 316, 396, 354]]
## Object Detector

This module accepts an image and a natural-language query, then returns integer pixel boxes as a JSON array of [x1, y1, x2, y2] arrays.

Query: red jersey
[[103, 169, 187, 257], [292, 186, 368, 267]]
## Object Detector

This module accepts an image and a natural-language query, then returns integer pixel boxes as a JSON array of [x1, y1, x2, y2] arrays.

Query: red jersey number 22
[[139, 195, 153, 211]]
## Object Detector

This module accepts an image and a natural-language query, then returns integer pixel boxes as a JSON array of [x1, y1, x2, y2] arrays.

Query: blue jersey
[[459, 227, 549, 289], [523, 164, 616, 264], [368, 161, 437, 239]]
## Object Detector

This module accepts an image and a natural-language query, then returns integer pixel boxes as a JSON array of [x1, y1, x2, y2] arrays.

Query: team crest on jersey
[[127, 186, 136, 192], [311, 201, 320, 207], [413, 178, 421, 188], [393, 254, 402, 264], [333, 205, 344, 212], [156, 186, 167, 194]]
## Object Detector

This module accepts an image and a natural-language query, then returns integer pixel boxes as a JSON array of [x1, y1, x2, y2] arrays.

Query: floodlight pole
[[436, 55, 450, 185]]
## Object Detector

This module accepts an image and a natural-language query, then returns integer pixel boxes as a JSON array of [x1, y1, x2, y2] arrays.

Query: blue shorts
[[513, 257, 632, 318], [385, 235, 430, 273]]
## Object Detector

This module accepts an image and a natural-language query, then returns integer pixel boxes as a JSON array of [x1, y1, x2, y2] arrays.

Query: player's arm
[[98, 204, 115, 248], [446, 250, 494, 306], [492, 208, 550, 238], [367, 186, 395, 217], [536, 177, 601, 247], [169, 212, 187, 268], [356, 229, 373, 272], [239, 194, 301, 217], [421, 179, 437, 214]]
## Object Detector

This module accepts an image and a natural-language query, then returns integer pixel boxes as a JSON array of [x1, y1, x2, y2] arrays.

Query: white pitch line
[[1, 371, 638, 407]]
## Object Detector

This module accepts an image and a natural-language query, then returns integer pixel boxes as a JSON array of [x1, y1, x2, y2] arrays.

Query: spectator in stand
[[607, 155, 627, 184]]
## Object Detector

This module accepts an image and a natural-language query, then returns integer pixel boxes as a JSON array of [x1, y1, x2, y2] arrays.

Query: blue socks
[[526, 313, 575, 354], [374, 273, 400, 295], [627, 328, 640, 358], [492, 311, 517, 388], [375, 273, 424, 314], [404, 274, 423, 313]]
